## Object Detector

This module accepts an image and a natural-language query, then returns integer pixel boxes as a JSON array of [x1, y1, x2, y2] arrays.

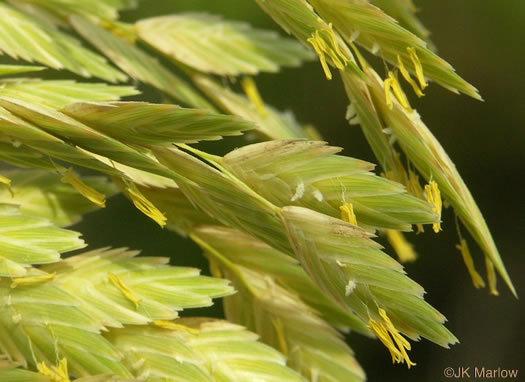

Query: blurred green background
[[67, 1, 524, 381]]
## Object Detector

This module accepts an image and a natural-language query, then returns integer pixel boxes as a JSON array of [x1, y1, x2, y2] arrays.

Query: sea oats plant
[[0, 0, 516, 381]]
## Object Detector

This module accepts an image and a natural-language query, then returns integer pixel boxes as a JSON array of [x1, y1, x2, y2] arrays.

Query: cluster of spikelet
[[0, 0, 514, 381]]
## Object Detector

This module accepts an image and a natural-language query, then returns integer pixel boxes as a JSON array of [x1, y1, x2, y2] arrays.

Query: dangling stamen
[[11, 272, 56, 288], [378, 308, 416, 368], [397, 55, 424, 97], [386, 230, 418, 263], [388, 72, 411, 111], [126, 183, 167, 228], [485, 257, 499, 296], [368, 308, 416, 368], [242, 77, 267, 117], [61, 167, 106, 208], [384, 75, 394, 110], [38, 358, 70, 382], [384, 71, 411, 111], [407, 47, 427, 89], [108, 272, 141, 309], [456, 239, 486, 288], [307, 24, 349, 80], [424, 180, 442, 232], [340, 202, 357, 225]]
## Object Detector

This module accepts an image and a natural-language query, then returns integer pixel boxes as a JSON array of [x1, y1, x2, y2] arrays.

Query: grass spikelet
[[343, 59, 516, 296], [307, 0, 481, 98], [136, 13, 312, 76], [281, 206, 458, 351], [192, 226, 366, 381], [222, 139, 439, 232]]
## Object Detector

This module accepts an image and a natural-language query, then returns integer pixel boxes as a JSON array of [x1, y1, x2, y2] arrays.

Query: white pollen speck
[[132, 358, 145, 370], [244, 132, 258, 142], [291, 182, 305, 202], [345, 280, 357, 296], [345, 104, 356, 120], [312, 189, 324, 202], [311, 368, 320, 382], [350, 30, 360, 42]]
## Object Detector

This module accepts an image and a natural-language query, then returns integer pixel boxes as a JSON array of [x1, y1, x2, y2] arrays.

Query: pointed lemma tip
[[495, 255, 518, 300], [503, 275, 518, 299], [467, 86, 484, 102], [474, 91, 484, 102]]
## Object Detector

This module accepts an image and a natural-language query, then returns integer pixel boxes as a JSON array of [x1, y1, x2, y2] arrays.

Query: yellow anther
[[11, 272, 56, 289], [108, 272, 141, 309], [61, 167, 106, 208], [0, 174, 14, 197], [456, 239, 486, 288], [407, 47, 427, 89], [241, 77, 267, 117], [340, 203, 357, 225], [386, 230, 417, 263], [308, 35, 332, 80], [379, 309, 415, 368], [384, 76, 394, 110], [325, 23, 346, 62], [369, 318, 400, 361], [388, 71, 411, 111], [307, 24, 349, 80], [485, 257, 499, 296], [38, 359, 70, 382], [153, 320, 200, 335], [397, 55, 424, 97], [424, 180, 442, 233], [368, 308, 415, 368], [126, 183, 167, 228]]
